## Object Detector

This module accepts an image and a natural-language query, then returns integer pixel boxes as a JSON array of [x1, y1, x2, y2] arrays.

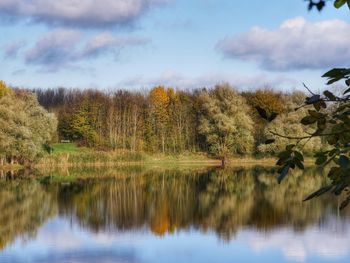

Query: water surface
[[0, 166, 349, 263]]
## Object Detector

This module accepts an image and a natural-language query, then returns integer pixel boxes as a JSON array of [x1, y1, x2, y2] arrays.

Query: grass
[[36, 143, 220, 168], [1, 143, 315, 170], [52, 143, 79, 154]]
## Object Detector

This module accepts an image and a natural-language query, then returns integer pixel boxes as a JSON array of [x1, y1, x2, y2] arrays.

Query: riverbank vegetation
[[1, 79, 332, 167], [37, 143, 219, 168], [35, 85, 327, 157]]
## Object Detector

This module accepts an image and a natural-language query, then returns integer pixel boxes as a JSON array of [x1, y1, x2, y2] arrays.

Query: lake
[[0, 166, 349, 263]]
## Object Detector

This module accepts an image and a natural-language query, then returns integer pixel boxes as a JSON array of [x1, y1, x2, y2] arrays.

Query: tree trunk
[[133, 110, 138, 152], [162, 134, 165, 154], [221, 156, 226, 167]]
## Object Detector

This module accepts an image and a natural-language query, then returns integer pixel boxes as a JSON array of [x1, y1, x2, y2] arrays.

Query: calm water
[[0, 166, 349, 263]]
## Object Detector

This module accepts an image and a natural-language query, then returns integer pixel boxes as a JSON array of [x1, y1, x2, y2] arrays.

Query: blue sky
[[0, 0, 349, 91]]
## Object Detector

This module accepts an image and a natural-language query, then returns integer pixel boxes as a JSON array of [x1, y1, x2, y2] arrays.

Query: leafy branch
[[271, 67, 350, 209]]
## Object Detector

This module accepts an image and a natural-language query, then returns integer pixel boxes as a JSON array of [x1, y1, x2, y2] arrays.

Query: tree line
[[33, 83, 325, 160], [0, 79, 331, 166]]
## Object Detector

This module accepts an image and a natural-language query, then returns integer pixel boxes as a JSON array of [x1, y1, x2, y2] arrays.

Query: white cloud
[[0, 0, 168, 28], [3, 40, 26, 58], [81, 32, 149, 58], [118, 70, 297, 90], [25, 29, 149, 71], [240, 223, 350, 262], [25, 28, 82, 71], [216, 17, 350, 71]]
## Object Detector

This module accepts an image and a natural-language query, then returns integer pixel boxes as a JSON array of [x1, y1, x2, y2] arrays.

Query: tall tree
[[198, 84, 254, 165], [0, 84, 57, 165], [148, 86, 170, 153], [243, 88, 284, 150]]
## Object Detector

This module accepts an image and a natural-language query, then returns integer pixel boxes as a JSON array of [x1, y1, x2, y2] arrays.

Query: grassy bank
[[35, 143, 221, 168], [0, 143, 316, 170]]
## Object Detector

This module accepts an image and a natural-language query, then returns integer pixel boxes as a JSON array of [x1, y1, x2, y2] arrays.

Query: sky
[[0, 0, 349, 91]]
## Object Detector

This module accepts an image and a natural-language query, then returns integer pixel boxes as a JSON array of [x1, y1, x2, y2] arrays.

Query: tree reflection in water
[[0, 178, 57, 249], [0, 166, 347, 250]]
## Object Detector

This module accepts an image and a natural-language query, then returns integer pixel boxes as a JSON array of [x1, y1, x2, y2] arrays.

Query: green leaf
[[277, 165, 290, 184], [333, 183, 346, 195], [340, 196, 350, 210], [334, 0, 347, 8], [265, 139, 275, 144], [323, 90, 337, 100], [319, 100, 327, 109], [278, 150, 291, 159], [328, 77, 344, 85], [294, 151, 304, 161], [338, 155, 350, 168], [308, 110, 324, 118], [267, 112, 278, 122], [301, 116, 317, 125], [314, 101, 321, 111], [322, 68, 350, 84], [313, 100, 327, 110], [328, 149, 338, 156], [317, 119, 326, 130], [315, 154, 327, 165], [295, 158, 304, 170], [255, 106, 268, 120], [303, 185, 333, 201], [286, 144, 295, 151], [322, 68, 346, 78], [326, 135, 338, 145]]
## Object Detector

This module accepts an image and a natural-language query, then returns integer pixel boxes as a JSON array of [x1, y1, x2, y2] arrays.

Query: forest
[[0, 78, 330, 166], [0, 79, 327, 166], [35, 83, 325, 154]]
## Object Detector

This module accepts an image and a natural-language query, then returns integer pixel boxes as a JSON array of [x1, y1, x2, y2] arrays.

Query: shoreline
[[0, 150, 316, 171], [0, 157, 299, 171]]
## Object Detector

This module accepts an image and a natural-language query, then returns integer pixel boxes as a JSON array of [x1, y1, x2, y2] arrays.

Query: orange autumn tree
[[149, 86, 170, 153], [0, 80, 11, 99]]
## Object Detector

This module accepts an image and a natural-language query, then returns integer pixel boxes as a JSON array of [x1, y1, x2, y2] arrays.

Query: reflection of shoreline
[[0, 167, 348, 255], [0, 180, 57, 250], [56, 167, 343, 239]]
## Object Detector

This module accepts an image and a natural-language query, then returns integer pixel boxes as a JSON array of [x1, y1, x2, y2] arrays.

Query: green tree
[[198, 84, 254, 165], [70, 101, 99, 146], [243, 88, 284, 150], [258, 92, 323, 154], [0, 86, 57, 165]]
